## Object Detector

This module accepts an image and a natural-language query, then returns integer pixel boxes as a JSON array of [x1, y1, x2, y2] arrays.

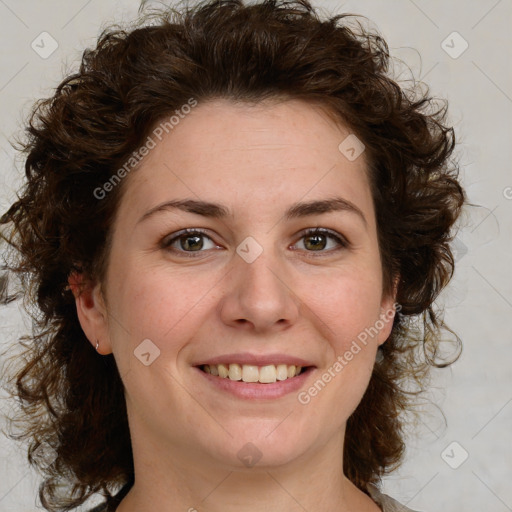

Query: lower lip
[[194, 366, 315, 399]]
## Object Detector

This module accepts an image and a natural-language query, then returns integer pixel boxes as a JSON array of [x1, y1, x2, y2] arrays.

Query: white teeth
[[276, 364, 288, 381], [259, 365, 277, 383], [242, 365, 259, 383], [218, 363, 229, 378], [228, 363, 242, 381], [202, 363, 305, 383]]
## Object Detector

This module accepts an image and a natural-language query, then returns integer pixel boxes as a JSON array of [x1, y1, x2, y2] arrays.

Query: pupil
[[183, 235, 203, 251], [305, 234, 325, 251]]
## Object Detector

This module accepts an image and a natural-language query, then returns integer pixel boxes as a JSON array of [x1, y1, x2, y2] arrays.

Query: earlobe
[[68, 272, 112, 354]]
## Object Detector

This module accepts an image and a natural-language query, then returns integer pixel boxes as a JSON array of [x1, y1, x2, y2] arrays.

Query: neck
[[115, 426, 379, 512]]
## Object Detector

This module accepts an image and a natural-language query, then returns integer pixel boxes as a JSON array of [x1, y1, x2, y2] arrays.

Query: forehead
[[116, 98, 374, 224]]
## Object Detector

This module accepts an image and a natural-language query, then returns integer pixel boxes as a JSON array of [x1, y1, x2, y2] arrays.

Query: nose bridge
[[220, 237, 300, 331], [241, 246, 285, 299]]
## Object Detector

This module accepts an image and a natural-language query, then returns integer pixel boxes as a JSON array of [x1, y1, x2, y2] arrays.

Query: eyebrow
[[137, 197, 367, 226]]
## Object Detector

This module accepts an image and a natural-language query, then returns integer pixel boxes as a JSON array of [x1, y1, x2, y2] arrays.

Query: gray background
[[0, 0, 511, 511]]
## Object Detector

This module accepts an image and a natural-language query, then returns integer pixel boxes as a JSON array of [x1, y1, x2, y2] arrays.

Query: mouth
[[194, 359, 316, 400], [193, 353, 316, 399], [199, 363, 310, 384]]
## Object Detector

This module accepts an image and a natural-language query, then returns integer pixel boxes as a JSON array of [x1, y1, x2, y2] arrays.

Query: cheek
[[307, 267, 384, 341], [105, 263, 209, 359], [302, 276, 382, 421]]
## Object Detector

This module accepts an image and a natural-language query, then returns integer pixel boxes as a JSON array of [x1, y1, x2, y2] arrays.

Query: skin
[[73, 98, 396, 512]]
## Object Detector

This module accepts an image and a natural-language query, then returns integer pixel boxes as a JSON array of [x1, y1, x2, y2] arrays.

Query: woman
[[1, 0, 464, 511]]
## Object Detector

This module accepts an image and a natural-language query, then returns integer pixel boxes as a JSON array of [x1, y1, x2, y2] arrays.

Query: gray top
[[88, 483, 421, 512], [367, 484, 421, 512]]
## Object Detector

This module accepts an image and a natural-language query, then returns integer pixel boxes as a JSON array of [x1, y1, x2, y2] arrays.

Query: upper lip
[[194, 353, 315, 367]]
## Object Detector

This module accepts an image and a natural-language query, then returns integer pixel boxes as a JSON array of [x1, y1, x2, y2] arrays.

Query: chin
[[199, 424, 312, 470]]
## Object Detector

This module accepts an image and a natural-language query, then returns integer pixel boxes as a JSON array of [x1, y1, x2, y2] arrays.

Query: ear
[[68, 271, 112, 355], [377, 274, 400, 346]]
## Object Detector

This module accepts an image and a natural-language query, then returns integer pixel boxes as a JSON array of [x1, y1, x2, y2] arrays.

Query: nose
[[218, 248, 301, 334]]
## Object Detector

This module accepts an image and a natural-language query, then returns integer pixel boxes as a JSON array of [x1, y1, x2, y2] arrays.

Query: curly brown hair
[[1, 0, 465, 510]]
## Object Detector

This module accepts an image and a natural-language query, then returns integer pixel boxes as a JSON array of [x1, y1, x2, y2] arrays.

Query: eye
[[161, 228, 219, 257], [292, 227, 349, 255], [161, 227, 349, 258]]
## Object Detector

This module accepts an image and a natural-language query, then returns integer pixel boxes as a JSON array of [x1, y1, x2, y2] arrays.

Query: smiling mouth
[[199, 363, 309, 384]]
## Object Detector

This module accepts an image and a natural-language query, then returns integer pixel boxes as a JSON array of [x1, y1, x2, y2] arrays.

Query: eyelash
[[160, 227, 349, 258]]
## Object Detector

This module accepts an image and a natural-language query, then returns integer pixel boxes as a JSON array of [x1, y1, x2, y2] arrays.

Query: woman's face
[[82, 98, 396, 471]]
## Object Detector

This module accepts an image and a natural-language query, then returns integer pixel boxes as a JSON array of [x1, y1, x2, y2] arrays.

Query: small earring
[[95, 340, 99, 351]]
